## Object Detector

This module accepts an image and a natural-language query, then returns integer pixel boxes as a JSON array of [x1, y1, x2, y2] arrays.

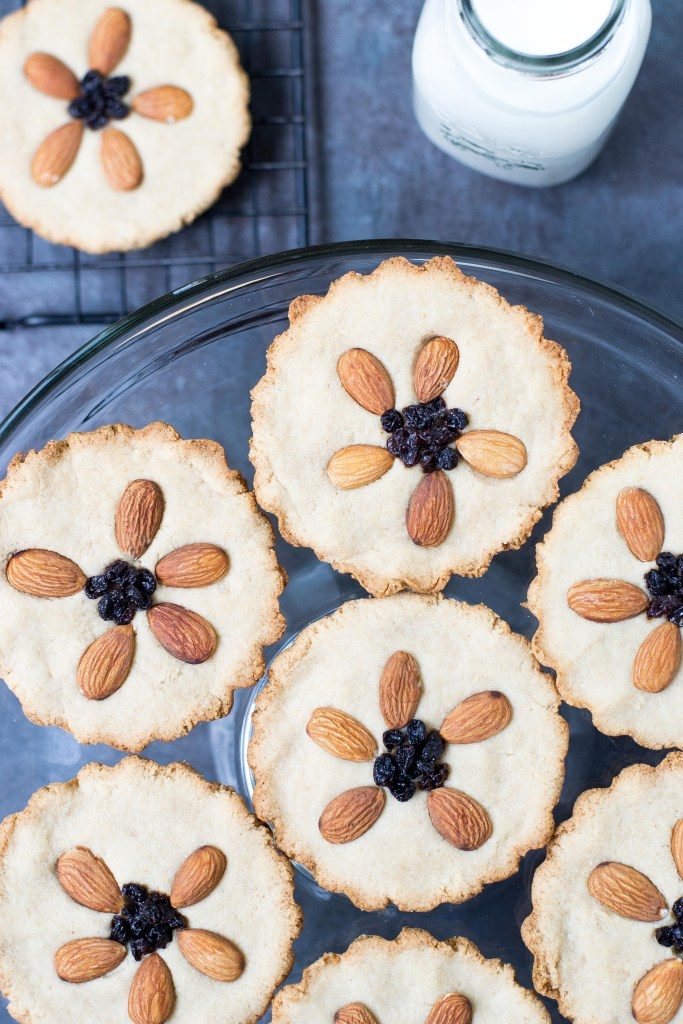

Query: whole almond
[[89, 7, 131, 75], [425, 993, 473, 1024], [155, 543, 228, 588], [567, 579, 649, 622], [55, 937, 126, 983], [171, 846, 227, 908], [440, 690, 512, 744], [337, 349, 395, 414], [319, 787, 385, 844], [77, 624, 135, 701], [100, 127, 143, 191], [671, 820, 683, 880], [31, 121, 83, 187], [147, 603, 217, 664], [379, 651, 421, 728], [456, 430, 527, 478], [335, 1004, 378, 1024], [632, 958, 683, 1024], [115, 479, 164, 559], [56, 846, 123, 913], [427, 788, 492, 851], [133, 86, 194, 123], [633, 622, 681, 693], [587, 862, 667, 922], [406, 470, 454, 547], [24, 53, 79, 99], [128, 953, 175, 1024], [413, 336, 460, 402], [176, 929, 244, 982], [6, 548, 85, 597], [327, 445, 394, 490], [307, 707, 377, 761], [617, 487, 665, 562]]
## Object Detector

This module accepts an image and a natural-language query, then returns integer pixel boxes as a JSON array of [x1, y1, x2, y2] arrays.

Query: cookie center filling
[[84, 559, 156, 625], [373, 719, 449, 801], [382, 397, 469, 473], [110, 883, 186, 962], [645, 552, 683, 627], [68, 70, 131, 131]]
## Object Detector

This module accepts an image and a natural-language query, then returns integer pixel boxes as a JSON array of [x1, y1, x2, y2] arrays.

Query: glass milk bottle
[[412, 0, 652, 186]]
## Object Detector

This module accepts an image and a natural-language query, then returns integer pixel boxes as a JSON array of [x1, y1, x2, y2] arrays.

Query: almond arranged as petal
[[115, 479, 164, 558], [425, 993, 473, 1024], [337, 348, 395, 414], [671, 820, 683, 880], [177, 929, 244, 982], [147, 603, 217, 663], [632, 959, 683, 1024], [133, 86, 194, 123], [334, 1004, 378, 1024], [456, 430, 527, 478], [128, 953, 175, 1024], [567, 579, 649, 622], [24, 53, 79, 99], [155, 543, 228, 588], [616, 487, 665, 563], [379, 650, 421, 728], [633, 622, 682, 693], [77, 624, 135, 700], [89, 7, 131, 75], [31, 121, 83, 187], [440, 690, 512, 744], [587, 862, 667, 921], [406, 470, 454, 547], [6, 548, 85, 597], [170, 845, 227, 908], [427, 788, 492, 851], [327, 445, 394, 489], [413, 336, 460, 402], [307, 707, 377, 761], [319, 787, 385, 844], [56, 846, 123, 913], [100, 128, 143, 191], [55, 937, 126, 983]]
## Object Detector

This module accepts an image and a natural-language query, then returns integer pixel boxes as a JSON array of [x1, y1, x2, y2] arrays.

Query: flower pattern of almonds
[[334, 991, 474, 1024]]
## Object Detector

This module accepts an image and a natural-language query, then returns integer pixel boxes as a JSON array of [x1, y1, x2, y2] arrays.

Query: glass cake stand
[[0, 241, 681, 1024]]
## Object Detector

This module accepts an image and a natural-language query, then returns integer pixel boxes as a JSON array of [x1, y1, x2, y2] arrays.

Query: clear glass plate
[[0, 241, 681, 1024]]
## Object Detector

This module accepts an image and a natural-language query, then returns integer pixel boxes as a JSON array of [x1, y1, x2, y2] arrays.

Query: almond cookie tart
[[523, 754, 683, 1024], [529, 435, 683, 749], [250, 256, 578, 596], [272, 928, 550, 1024], [0, 422, 284, 751], [249, 593, 567, 911], [0, 0, 250, 252], [0, 757, 301, 1024]]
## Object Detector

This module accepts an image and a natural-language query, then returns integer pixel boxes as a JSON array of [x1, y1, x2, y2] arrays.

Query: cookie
[[529, 435, 683, 749], [0, 0, 250, 252], [272, 928, 550, 1024], [249, 593, 567, 911], [522, 754, 683, 1024], [0, 757, 301, 1024], [250, 256, 578, 597], [0, 421, 284, 751]]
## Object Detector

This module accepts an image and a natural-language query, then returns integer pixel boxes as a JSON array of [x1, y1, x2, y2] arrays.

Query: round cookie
[[272, 928, 550, 1024], [0, 757, 301, 1024], [0, 421, 284, 751], [249, 593, 567, 911], [522, 754, 683, 1024], [0, 0, 250, 252], [250, 256, 579, 597], [529, 435, 683, 749]]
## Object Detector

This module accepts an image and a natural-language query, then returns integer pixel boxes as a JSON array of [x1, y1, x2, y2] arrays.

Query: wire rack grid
[[0, 0, 313, 328]]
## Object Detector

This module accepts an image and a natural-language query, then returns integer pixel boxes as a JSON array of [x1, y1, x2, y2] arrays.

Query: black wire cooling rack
[[0, 0, 314, 327]]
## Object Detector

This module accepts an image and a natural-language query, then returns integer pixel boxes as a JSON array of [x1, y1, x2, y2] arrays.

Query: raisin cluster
[[68, 70, 130, 130], [84, 559, 156, 625], [110, 883, 186, 961], [656, 898, 683, 954], [373, 719, 449, 802], [381, 398, 468, 473], [645, 552, 683, 627]]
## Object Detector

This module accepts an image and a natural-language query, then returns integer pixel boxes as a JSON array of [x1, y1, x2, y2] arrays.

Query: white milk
[[412, 0, 652, 186]]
